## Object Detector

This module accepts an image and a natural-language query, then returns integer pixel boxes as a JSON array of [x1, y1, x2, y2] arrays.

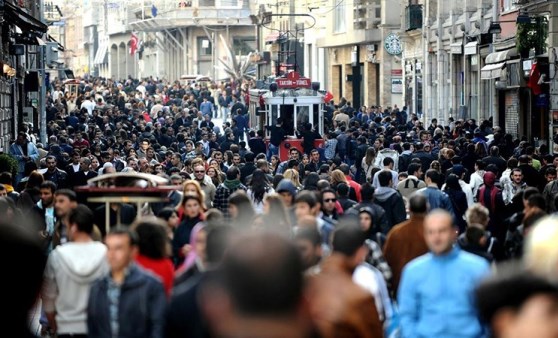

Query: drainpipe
[[492, 0, 499, 128], [437, 0, 444, 124]]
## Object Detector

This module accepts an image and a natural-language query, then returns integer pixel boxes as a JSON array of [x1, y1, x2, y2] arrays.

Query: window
[[503, 0, 516, 12], [197, 37, 213, 57], [232, 37, 256, 55], [333, 0, 346, 33], [198, 0, 216, 6]]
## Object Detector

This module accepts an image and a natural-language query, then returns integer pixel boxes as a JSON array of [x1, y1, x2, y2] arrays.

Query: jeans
[[267, 143, 279, 161]]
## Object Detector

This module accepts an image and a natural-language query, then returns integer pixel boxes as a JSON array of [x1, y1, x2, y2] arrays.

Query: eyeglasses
[[194, 170, 205, 173], [324, 198, 337, 203]]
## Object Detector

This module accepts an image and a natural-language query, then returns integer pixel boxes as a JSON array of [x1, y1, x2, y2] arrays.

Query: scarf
[[224, 179, 241, 191]]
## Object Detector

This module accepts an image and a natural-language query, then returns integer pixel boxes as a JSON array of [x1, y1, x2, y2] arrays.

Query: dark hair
[[68, 204, 95, 234], [303, 172, 320, 190], [361, 182, 375, 201], [157, 207, 177, 221], [383, 157, 394, 166], [338, 163, 350, 175], [336, 182, 350, 197], [0, 219, 47, 318], [54, 189, 77, 202], [39, 181, 57, 194], [523, 210, 547, 230], [295, 226, 321, 247], [221, 231, 303, 316], [475, 160, 486, 170], [229, 191, 255, 225], [26, 171, 44, 189], [332, 224, 366, 256], [475, 264, 558, 325], [249, 169, 270, 204], [134, 219, 169, 259], [527, 194, 546, 210], [226, 166, 240, 180], [465, 226, 486, 245], [378, 170, 393, 187], [107, 226, 139, 246], [425, 169, 441, 184], [294, 190, 319, 208], [409, 193, 428, 213], [0, 172, 12, 185], [407, 163, 421, 176], [522, 187, 540, 202], [444, 174, 462, 192]]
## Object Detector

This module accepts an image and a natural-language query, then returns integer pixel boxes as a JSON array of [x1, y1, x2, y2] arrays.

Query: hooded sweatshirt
[[374, 186, 407, 232], [43, 241, 109, 334]]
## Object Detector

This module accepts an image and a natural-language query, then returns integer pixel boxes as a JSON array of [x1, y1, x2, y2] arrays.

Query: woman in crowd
[[133, 218, 175, 296], [270, 155, 280, 175], [283, 168, 302, 190], [156, 207, 180, 241], [172, 193, 204, 267], [176, 179, 207, 221], [246, 169, 274, 214], [17, 171, 44, 212], [362, 148, 377, 183]]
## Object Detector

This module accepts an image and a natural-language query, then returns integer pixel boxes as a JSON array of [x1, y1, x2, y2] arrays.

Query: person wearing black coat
[[444, 174, 468, 233], [87, 260, 166, 338]]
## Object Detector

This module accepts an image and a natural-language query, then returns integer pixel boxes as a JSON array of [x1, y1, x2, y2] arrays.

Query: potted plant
[[0, 153, 18, 178], [516, 17, 548, 58]]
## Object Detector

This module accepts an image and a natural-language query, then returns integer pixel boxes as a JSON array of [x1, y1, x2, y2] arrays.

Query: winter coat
[[87, 264, 166, 338]]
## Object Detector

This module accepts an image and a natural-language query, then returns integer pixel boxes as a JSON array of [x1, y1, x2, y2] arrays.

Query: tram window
[[280, 105, 295, 136], [271, 105, 278, 125], [313, 104, 321, 135], [296, 106, 310, 132]]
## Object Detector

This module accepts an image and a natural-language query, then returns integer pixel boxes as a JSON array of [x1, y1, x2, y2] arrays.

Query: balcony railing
[[405, 4, 423, 31]]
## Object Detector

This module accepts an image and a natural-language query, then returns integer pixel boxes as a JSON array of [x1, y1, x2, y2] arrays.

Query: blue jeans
[[267, 144, 279, 161]]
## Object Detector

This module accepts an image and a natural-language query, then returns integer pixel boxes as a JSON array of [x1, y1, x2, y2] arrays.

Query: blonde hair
[[283, 169, 301, 188], [330, 169, 348, 186], [180, 179, 207, 210], [524, 216, 558, 281], [465, 203, 490, 227]]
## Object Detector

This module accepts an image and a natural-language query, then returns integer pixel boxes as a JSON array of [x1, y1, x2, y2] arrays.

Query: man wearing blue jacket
[[87, 227, 166, 338], [398, 209, 490, 338]]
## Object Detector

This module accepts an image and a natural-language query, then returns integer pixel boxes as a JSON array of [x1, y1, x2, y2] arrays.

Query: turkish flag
[[324, 91, 334, 103], [130, 32, 138, 55], [528, 62, 542, 96]]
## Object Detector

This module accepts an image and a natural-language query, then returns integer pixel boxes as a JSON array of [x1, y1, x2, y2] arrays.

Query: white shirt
[[80, 99, 95, 115]]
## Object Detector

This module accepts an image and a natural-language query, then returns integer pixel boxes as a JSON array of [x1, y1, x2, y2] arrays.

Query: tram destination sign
[[276, 72, 311, 89]]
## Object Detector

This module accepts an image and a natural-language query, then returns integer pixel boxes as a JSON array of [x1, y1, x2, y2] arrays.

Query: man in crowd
[[87, 227, 166, 337], [398, 209, 490, 338], [43, 205, 108, 338], [383, 193, 429, 294]]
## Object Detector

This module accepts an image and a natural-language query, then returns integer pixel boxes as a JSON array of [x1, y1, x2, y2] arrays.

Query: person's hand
[[181, 244, 192, 256]]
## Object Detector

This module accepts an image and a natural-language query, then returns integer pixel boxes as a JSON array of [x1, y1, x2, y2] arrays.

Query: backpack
[[374, 149, 400, 172]]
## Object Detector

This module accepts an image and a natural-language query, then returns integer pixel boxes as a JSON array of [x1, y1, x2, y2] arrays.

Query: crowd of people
[[4, 75, 558, 337]]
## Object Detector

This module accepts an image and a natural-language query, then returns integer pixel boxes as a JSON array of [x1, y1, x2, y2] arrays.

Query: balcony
[[353, 0, 381, 31], [405, 4, 423, 31], [126, 0, 253, 32]]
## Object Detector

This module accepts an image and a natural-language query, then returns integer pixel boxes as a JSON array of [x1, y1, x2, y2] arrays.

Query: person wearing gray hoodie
[[43, 205, 109, 337], [374, 170, 407, 234]]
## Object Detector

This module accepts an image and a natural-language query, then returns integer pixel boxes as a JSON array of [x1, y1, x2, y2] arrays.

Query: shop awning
[[3, 2, 48, 33], [450, 42, 462, 54], [94, 42, 108, 64], [486, 49, 518, 64], [464, 41, 478, 55], [47, 35, 65, 51], [481, 62, 506, 79]]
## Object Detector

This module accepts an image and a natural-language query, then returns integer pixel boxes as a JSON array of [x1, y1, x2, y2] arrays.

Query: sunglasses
[[324, 198, 337, 203], [194, 170, 205, 173]]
